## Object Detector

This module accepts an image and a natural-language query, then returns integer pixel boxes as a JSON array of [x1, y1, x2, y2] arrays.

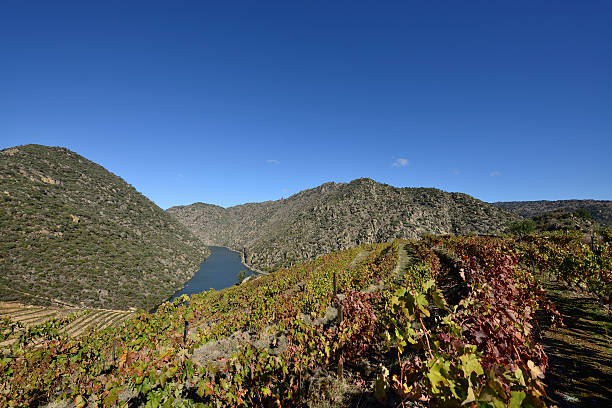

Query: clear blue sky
[[1, 1, 610, 209]]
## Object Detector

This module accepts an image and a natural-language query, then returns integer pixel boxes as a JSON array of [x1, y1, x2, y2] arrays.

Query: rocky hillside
[[168, 178, 519, 271], [493, 200, 612, 226], [0, 145, 208, 310]]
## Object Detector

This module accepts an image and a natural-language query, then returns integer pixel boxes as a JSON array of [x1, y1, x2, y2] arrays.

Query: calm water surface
[[170, 246, 253, 301]]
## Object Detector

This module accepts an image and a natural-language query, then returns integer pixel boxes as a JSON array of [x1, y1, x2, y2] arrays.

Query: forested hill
[[167, 178, 519, 272], [493, 200, 612, 226], [0, 144, 208, 310]]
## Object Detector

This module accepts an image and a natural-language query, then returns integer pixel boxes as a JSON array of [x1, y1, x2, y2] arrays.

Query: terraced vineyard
[[0, 233, 609, 407], [0, 302, 132, 347]]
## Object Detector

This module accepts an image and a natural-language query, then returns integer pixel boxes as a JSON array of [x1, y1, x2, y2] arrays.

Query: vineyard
[[0, 303, 133, 348], [0, 233, 610, 407]]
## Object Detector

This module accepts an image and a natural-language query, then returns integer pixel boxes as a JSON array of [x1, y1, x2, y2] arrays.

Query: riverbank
[[217, 245, 270, 275], [151, 246, 269, 313]]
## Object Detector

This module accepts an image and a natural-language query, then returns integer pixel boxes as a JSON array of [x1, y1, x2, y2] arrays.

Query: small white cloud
[[177, 173, 184, 180], [266, 159, 280, 164], [392, 158, 409, 167], [490, 170, 501, 177], [451, 169, 460, 175]]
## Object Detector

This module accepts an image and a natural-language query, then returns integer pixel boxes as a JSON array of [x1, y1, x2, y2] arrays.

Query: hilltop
[[168, 178, 519, 271], [0, 145, 208, 310], [493, 199, 612, 226]]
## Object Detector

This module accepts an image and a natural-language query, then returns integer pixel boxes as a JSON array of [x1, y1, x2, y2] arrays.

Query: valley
[[0, 144, 610, 407], [3, 1, 610, 405]]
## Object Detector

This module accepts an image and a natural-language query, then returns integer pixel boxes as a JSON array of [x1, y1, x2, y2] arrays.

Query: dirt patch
[[349, 248, 374, 269]]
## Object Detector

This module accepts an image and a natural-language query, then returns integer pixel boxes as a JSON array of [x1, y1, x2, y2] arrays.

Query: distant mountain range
[[0, 145, 207, 310], [492, 200, 612, 226], [167, 178, 520, 272]]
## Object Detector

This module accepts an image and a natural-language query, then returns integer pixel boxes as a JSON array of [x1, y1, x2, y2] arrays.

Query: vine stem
[[418, 315, 434, 361], [395, 396, 409, 408], [398, 348, 403, 384], [513, 344, 522, 361]]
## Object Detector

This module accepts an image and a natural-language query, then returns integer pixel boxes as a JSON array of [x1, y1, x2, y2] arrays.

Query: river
[[169, 246, 255, 301]]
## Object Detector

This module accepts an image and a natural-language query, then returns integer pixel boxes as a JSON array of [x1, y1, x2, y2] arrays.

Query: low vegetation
[[0, 232, 608, 407]]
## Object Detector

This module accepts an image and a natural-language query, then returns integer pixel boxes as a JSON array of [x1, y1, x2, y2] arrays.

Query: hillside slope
[[493, 200, 612, 226], [0, 144, 208, 310], [4, 234, 605, 407], [168, 178, 519, 271]]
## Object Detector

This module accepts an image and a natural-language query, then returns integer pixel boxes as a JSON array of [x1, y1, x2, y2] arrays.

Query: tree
[[237, 269, 248, 284], [573, 208, 591, 220], [508, 220, 536, 239]]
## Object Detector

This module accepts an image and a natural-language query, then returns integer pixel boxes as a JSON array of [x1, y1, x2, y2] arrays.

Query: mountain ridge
[[168, 178, 520, 271], [492, 199, 612, 226]]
